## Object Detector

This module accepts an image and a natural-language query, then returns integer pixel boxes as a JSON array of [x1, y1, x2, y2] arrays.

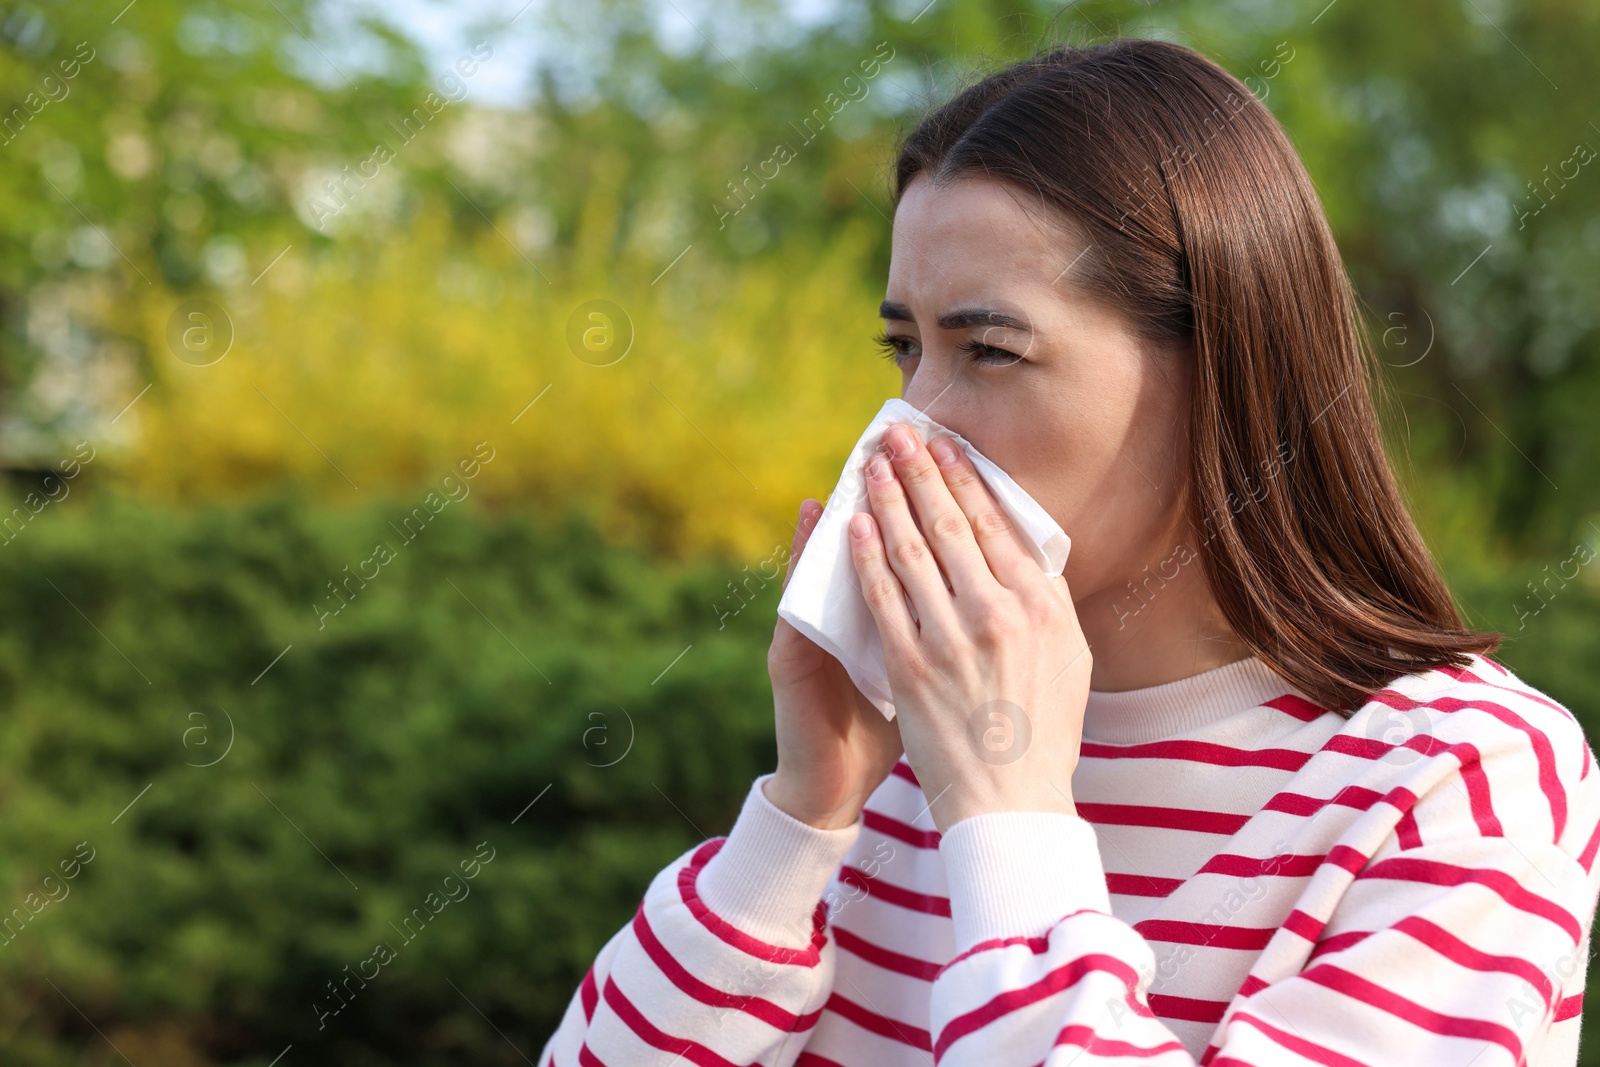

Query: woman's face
[[880, 174, 1196, 637]]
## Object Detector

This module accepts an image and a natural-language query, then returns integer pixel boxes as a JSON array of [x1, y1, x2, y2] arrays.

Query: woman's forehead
[[886, 177, 1093, 321]]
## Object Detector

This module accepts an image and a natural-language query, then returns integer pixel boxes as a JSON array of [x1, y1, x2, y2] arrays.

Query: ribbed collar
[[1080, 654, 1298, 744]]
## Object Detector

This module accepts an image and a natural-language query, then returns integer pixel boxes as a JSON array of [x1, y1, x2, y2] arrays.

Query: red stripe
[[1361, 854, 1584, 941], [630, 905, 823, 1031], [577, 1041, 608, 1067], [892, 761, 920, 787], [1281, 908, 1326, 943], [939, 910, 1107, 974], [834, 925, 942, 981], [601, 977, 744, 1067], [1223, 1009, 1371, 1067], [1234, 974, 1266, 998], [1441, 741, 1503, 838], [1395, 805, 1423, 850], [1440, 662, 1573, 720], [1193, 850, 1324, 879], [863, 809, 940, 849], [1257, 790, 1325, 816], [1481, 656, 1511, 677], [1385, 785, 1422, 820], [1132, 919, 1276, 951], [1049, 1021, 1188, 1059], [1306, 928, 1367, 961], [1322, 731, 1445, 764], [1264, 692, 1327, 722], [1580, 813, 1600, 873], [677, 839, 827, 966], [1300, 963, 1525, 1060], [1077, 737, 1312, 770], [1402, 917, 1553, 999], [936, 952, 1151, 1063], [1107, 871, 1183, 897], [1326, 843, 1371, 875], [823, 992, 932, 1051], [837, 864, 951, 917], [1146, 992, 1228, 1023], [1556, 992, 1584, 1021], [942, 932, 1048, 973], [1073, 802, 1250, 835], [796, 1054, 851, 1067], [580, 966, 598, 1021], [1302, 915, 1557, 1005], [1260, 783, 1390, 819]]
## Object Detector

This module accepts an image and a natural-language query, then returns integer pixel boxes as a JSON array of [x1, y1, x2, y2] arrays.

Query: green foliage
[[0, 489, 785, 1063]]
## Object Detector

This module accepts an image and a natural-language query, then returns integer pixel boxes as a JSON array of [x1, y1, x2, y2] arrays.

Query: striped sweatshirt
[[538, 652, 1600, 1066]]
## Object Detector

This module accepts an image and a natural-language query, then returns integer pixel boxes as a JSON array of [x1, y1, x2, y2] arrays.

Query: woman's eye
[[872, 331, 919, 366], [957, 340, 1024, 367], [871, 332, 1020, 368]]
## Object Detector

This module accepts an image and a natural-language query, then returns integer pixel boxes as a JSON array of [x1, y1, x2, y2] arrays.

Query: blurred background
[[1, 0, 1597, 1062]]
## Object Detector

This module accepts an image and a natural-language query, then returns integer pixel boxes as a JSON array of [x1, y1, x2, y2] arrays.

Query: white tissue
[[775, 398, 1071, 722]]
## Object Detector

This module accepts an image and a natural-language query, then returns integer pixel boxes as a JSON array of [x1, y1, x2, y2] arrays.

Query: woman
[[539, 37, 1600, 1066]]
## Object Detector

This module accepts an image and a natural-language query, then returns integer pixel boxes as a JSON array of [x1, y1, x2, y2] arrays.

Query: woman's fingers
[[847, 510, 922, 662], [924, 434, 1050, 594], [781, 498, 821, 595], [878, 424, 994, 602], [862, 444, 962, 641]]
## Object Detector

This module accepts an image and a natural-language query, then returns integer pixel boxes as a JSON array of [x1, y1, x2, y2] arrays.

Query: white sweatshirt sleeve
[[537, 773, 861, 1066]]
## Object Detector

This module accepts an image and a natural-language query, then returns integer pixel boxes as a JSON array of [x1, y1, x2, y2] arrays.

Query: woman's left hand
[[847, 421, 1093, 836]]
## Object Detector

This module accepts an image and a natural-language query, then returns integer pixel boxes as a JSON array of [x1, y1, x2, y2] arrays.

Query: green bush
[[0, 488, 782, 1064]]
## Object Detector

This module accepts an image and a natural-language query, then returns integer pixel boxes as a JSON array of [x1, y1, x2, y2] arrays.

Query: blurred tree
[[0, 0, 431, 459]]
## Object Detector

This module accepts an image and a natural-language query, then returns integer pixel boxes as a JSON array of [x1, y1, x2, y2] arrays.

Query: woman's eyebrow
[[878, 300, 1031, 332]]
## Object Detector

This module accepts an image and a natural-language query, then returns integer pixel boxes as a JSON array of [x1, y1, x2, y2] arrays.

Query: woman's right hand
[[766, 498, 905, 830]]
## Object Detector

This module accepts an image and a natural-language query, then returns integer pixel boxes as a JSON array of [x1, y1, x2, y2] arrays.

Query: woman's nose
[[900, 381, 963, 436]]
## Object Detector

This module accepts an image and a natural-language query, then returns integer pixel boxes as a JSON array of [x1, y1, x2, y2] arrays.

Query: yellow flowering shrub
[[119, 205, 899, 562]]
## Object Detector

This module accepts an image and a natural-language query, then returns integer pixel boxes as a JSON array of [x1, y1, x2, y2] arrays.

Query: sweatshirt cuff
[[939, 811, 1111, 954], [695, 773, 864, 947]]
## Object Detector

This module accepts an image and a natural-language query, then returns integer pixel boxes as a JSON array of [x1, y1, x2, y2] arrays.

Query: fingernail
[[929, 436, 959, 467], [849, 513, 872, 540], [867, 452, 892, 482], [886, 424, 916, 459]]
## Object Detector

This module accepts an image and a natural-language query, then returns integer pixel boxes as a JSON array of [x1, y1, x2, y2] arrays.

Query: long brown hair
[[890, 37, 1499, 715]]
